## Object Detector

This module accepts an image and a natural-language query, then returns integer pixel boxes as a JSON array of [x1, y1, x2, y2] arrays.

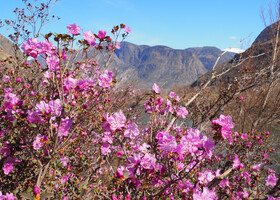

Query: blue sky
[[0, 0, 277, 50]]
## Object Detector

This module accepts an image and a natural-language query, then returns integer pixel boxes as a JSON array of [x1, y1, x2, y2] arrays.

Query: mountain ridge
[[109, 42, 235, 89]]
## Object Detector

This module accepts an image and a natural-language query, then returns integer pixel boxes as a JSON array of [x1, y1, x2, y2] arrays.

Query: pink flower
[[198, 170, 215, 184], [4, 92, 20, 108], [203, 137, 215, 157], [166, 99, 174, 113], [152, 83, 161, 93], [67, 23, 81, 35], [0, 192, 5, 200], [212, 115, 234, 129], [27, 110, 44, 124], [212, 115, 234, 139], [33, 186, 40, 195], [125, 27, 131, 34], [115, 167, 126, 179], [107, 44, 113, 50], [33, 135, 48, 150], [46, 55, 60, 71], [106, 110, 126, 131], [4, 193, 16, 200], [21, 38, 39, 58], [101, 143, 111, 155], [268, 196, 276, 200], [44, 71, 53, 79], [60, 156, 69, 166], [156, 131, 177, 152], [219, 178, 231, 188], [58, 118, 73, 137], [239, 96, 244, 101], [265, 174, 277, 187], [28, 111, 40, 125], [3, 162, 13, 175], [3, 157, 16, 175], [98, 70, 113, 88], [16, 77, 21, 83], [140, 153, 157, 169], [60, 176, 69, 184], [144, 101, 152, 113], [49, 99, 62, 117], [63, 77, 77, 91], [38, 39, 55, 55], [1, 144, 11, 157], [83, 30, 96, 46], [98, 30, 106, 39], [3, 76, 10, 83], [177, 163, 184, 171], [169, 91, 177, 98], [179, 128, 203, 155], [193, 187, 217, 200], [177, 107, 188, 118], [128, 153, 142, 166], [252, 163, 261, 171], [241, 170, 250, 179], [246, 142, 252, 148], [139, 143, 151, 153], [102, 132, 114, 144], [242, 190, 249, 198], [35, 101, 52, 114], [124, 123, 140, 139], [241, 133, 248, 140], [233, 154, 243, 170]]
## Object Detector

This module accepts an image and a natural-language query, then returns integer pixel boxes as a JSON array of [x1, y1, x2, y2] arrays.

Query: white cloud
[[229, 36, 237, 40]]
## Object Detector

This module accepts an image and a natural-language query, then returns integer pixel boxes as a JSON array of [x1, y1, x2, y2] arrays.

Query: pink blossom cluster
[[0, 191, 16, 200], [21, 38, 56, 58], [212, 114, 235, 139], [0, 22, 278, 199]]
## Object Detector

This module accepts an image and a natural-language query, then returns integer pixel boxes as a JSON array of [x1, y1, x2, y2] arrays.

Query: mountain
[[107, 42, 235, 89], [191, 21, 280, 88], [186, 46, 235, 70], [252, 21, 279, 46], [0, 34, 235, 89], [0, 34, 23, 61]]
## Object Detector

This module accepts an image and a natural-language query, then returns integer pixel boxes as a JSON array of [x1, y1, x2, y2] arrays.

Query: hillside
[[0, 34, 23, 61], [191, 21, 280, 88], [108, 42, 235, 89]]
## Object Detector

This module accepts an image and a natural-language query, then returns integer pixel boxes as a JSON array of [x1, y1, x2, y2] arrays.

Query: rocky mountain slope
[[0, 34, 23, 61], [191, 21, 280, 88], [107, 42, 235, 89]]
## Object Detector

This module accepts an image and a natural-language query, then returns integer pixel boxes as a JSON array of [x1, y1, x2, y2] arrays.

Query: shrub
[[0, 1, 279, 199]]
